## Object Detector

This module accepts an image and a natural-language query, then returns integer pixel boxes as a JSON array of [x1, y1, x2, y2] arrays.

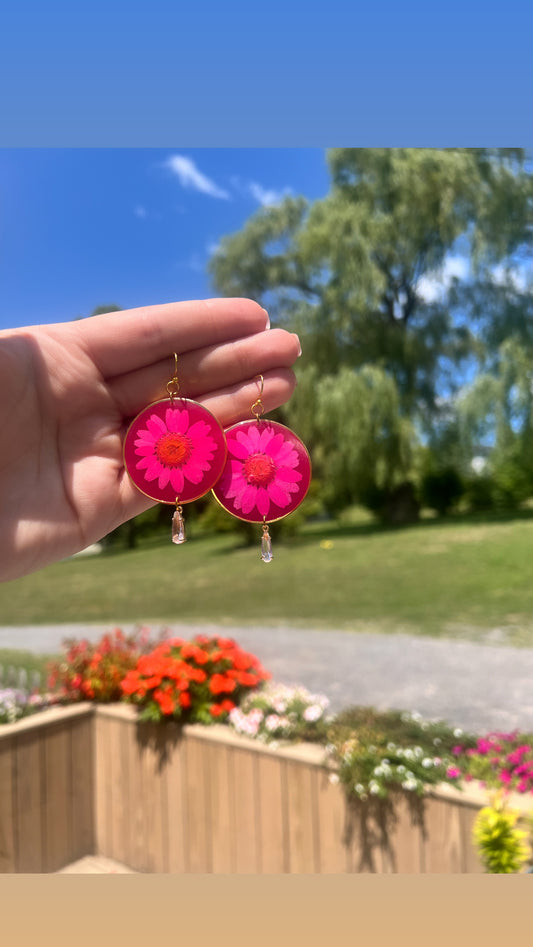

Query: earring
[[212, 375, 312, 562], [123, 353, 227, 544]]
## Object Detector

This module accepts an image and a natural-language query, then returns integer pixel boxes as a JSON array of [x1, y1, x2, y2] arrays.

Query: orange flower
[[209, 674, 236, 695]]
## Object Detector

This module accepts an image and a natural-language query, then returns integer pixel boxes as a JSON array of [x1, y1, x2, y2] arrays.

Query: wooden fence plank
[[315, 773, 348, 873], [43, 724, 72, 872], [14, 732, 44, 872], [285, 759, 320, 873], [420, 795, 464, 872], [0, 738, 15, 872], [459, 804, 485, 873], [139, 723, 168, 873], [207, 742, 234, 873], [183, 734, 210, 872], [70, 714, 95, 863], [165, 727, 186, 874], [232, 746, 260, 873], [256, 753, 287, 873]]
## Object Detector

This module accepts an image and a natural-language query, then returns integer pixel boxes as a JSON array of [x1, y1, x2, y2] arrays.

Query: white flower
[[402, 778, 418, 791], [370, 783, 381, 795], [397, 765, 406, 774], [303, 704, 323, 723], [422, 758, 433, 768], [433, 737, 442, 746], [404, 749, 415, 761], [355, 783, 365, 794], [453, 728, 463, 738], [328, 773, 340, 785], [387, 742, 396, 752], [265, 714, 282, 732]]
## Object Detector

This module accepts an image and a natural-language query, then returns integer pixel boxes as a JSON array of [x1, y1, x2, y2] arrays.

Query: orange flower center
[[155, 432, 192, 467], [243, 452, 276, 486]]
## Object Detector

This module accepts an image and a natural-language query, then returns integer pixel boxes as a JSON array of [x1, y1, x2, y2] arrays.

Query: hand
[[0, 298, 300, 581]]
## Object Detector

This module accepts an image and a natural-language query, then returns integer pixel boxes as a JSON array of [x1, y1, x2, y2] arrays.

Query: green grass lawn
[[2, 509, 533, 644]]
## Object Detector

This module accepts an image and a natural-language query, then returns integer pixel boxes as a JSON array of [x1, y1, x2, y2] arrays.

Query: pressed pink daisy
[[133, 406, 217, 494], [214, 420, 310, 522]]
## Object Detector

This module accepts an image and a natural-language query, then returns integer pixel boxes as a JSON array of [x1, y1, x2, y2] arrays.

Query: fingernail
[[293, 333, 302, 356], [262, 307, 270, 329]]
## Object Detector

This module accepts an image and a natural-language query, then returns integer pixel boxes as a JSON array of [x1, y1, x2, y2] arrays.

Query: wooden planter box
[[2, 702, 531, 873]]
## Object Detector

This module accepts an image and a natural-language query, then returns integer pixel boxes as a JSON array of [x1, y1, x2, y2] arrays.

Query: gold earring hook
[[167, 352, 180, 403], [251, 374, 265, 420]]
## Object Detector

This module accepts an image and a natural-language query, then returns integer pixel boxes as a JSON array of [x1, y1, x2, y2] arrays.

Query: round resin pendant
[[212, 419, 311, 524], [124, 398, 227, 505]]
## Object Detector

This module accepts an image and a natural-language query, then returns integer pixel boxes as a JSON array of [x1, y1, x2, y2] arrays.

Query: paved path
[[2, 622, 533, 734]]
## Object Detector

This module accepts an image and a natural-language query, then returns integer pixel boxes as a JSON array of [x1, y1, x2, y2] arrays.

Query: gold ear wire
[[251, 374, 265, 420], [166, 352, 180, 403]]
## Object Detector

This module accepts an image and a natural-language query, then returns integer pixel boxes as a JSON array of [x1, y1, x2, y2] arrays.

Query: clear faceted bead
[[261, 530, 273, 563], [172, 509, 186, 544]]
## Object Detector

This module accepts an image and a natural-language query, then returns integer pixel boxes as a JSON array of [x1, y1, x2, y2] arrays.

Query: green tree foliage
[[210, 149, 532, 419], [209, 149, 533, 517], [285, 364, 413, 513]]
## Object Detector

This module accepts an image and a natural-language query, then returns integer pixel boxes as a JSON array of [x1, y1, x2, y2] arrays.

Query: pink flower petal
[[158, 468, 171, 489], [135, 456, 152, 470], [228, 438, 250, 460], [276, 467, 302, 483], [181, 461, 204, 484], [165, 409, 189, 434], [276, 446, 300, 468], [241, 485, 258, 514], [170, 468, 184, 493], [144, 461, 163, 482], [258, 427, 277, 451], [147, 415, 167, 437], [225, 473, 247, 499], [135, 443, 157, 457], [235, 429, 256, 453], [135, 429, 156, 444], [165, 408, 182, 433], [188, 420, 211, 439], [256, 488, 270, 517], [267, 482, 292, 507]]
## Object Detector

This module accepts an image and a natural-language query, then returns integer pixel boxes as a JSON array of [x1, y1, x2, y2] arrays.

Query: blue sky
[[0, 149, 331, 330]]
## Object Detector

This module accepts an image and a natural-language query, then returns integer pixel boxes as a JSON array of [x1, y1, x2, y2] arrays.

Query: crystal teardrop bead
[[172, 508, 186, 544], [261, 530, 273, 563]]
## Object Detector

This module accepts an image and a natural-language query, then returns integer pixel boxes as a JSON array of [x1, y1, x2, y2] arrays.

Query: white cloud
[[165, 154, 230, 200], [248, 181, 291, 207], [231, 175, 291, 207], [417, 255, 469, 303]]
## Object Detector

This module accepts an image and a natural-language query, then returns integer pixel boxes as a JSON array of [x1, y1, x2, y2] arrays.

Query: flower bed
[[3, 627, 533, 873]]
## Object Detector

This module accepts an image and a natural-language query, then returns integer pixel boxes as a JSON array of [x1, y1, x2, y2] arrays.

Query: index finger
[[75, 298, 270, 377]]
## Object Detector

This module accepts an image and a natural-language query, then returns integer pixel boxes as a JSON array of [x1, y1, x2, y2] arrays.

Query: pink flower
[[218, 421, 306, 520], [446, 766, 461, 779], [134, 407, 217, 494]]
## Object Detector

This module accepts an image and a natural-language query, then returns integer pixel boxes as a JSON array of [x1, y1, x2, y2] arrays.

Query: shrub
[[47, 627, 149, 703], [473, 793, 530, 873], [420, 467, 463, 516], [324, 708, 477, 800], [121, 634, 269, 724]]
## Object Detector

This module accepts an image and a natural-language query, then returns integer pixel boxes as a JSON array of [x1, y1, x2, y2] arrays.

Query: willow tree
[[210, 148, 532, 418]]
